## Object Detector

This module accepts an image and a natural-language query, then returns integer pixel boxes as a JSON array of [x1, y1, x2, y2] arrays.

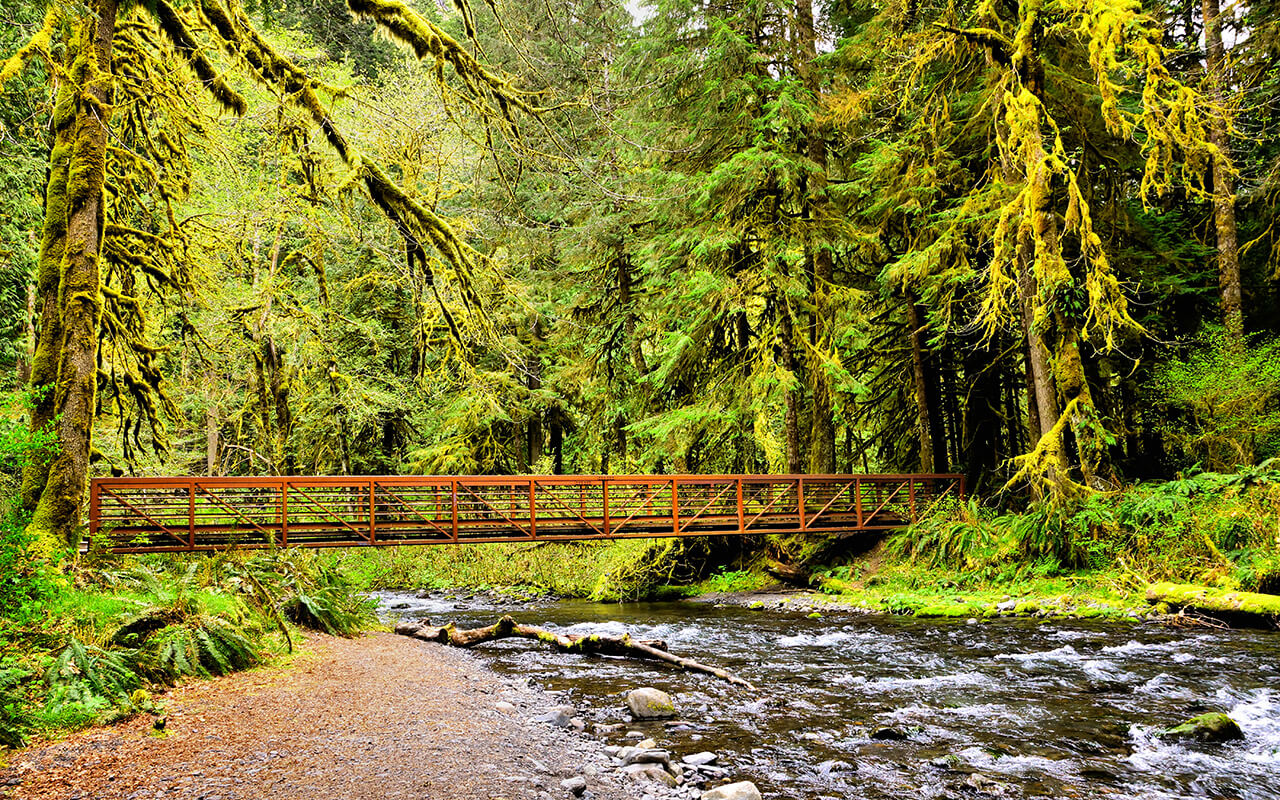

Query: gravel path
[[5, 632, 645, 800]]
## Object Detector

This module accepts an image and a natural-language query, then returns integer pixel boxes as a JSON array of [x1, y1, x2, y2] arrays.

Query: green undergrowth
[[318, 538, 663, 598], [810, 562, 1143, 619], [803, 465, 1280, 619], [319, 535, 758, 601], [1, 546, 377, 750]]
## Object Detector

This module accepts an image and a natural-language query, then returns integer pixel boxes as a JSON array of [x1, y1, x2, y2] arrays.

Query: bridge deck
[[90, 473, 964, 553]]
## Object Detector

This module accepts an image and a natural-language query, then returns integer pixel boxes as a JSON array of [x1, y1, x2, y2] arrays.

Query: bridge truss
[[90, 473, 965, 553]]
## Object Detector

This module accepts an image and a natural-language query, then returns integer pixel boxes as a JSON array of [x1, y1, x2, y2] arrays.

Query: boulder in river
[[627, 688, 677, 719], [1158, 712, 1245, 743], [701, 781, 763, 800], [623, 762, 679, 787]]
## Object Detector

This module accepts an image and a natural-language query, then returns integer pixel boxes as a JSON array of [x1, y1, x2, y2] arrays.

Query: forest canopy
[[1, 0, 1278, 555]]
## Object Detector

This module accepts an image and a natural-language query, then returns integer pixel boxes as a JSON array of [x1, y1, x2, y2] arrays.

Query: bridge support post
[[282, 481, 289, 547], [856, 477, 862, 528], [602, 478, 610, 537], [451, 480, 459, 542], [89, 479, 100, 539], [528, 479, 537, 539], [736, 478, 744, 534], [671, 479, 679, 535], [798, 478, 806, 530]]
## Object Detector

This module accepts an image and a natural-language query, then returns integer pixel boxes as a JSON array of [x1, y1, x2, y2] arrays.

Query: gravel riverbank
[[3, 632, 657, 800]]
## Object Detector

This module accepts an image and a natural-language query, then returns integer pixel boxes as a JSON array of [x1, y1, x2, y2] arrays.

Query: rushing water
[[376, 592, 1280, 800]]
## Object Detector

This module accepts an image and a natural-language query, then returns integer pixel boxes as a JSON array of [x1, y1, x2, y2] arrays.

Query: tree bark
[[617, 254, 647, 376], [27, 0, 120, 556], [21, 40, 79, 513], [1203, 0, 1242, 343], [797, 0, 835, 474], [907, 300, 948, 473], [779, 303, 803, 474], [206, 404, 220, 476], [396, 615, 755, 689], [527, 316, 543, 469], [550, 408, 564, 474]]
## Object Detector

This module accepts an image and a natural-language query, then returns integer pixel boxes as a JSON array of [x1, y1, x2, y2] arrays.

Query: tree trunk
[[907, 300, 948, 473], [1017, 245, 1060, 440], [527, 316, 543, 469], [26, 0, 120, 556], [797, 0, 834, 474], [1204, 0, 1242, 343], [21, 41, 79, 513], [396, 615, 755, 689], [779, 303, 803, 474], [617, 254, 647, 375], [206, 405, 220, 476], [550, 408, 564, 474], [329, 359, 352, 475]]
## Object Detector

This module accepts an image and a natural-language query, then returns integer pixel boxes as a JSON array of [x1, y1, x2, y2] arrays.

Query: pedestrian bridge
[[89, 473, 965, 553]]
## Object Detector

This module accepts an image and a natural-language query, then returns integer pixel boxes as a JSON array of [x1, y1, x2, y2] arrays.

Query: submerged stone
[[1159, 712, 1245, 743], [870, 726, 909, 741]]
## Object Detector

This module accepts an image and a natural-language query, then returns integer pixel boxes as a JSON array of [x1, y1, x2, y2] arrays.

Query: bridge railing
[[89, 473, 965, 553]]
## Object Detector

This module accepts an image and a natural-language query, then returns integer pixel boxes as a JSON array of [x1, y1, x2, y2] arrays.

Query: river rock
[[964, 773, 1009, 795], [1158, 712, 1245, 743], [816, 759, 854, 776], [536, 706, 576, 728], [627, 688, 677, 719], [870, 726, 909, 741], [682, 752, 718, 766], [559, 776, 588, 796], [700, 781, 762, 800], [623, 763, 680, 787], [622, 748, 673, 767]]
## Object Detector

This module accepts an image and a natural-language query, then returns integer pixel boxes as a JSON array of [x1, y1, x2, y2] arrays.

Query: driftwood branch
[[395, 615, 756, 689]]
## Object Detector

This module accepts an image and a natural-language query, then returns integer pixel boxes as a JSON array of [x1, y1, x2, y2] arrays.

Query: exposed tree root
[[395, 615, 756, 689]]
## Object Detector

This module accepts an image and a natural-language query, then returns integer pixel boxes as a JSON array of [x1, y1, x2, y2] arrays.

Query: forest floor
[[1, 632, 639, 800]]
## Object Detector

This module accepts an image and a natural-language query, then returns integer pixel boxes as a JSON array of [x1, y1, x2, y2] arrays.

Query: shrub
[[1152, 330, 1280, 471]]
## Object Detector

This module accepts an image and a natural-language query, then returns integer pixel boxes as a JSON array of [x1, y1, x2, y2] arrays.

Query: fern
[[283, 588, 376, 637], [46, 638, 138, 702], [138, 618, 259, 680], [0, 666, 30, 747]]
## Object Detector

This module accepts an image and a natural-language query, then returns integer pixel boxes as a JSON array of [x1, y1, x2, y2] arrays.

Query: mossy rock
[[1146, 583, 1280, 629], [1158, 712, 1244, 743], [913, 603, 977, 618], [626, 687, 676, 719]]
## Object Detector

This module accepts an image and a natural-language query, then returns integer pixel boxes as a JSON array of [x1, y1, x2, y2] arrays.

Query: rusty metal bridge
[[89, 473, 965, 554]]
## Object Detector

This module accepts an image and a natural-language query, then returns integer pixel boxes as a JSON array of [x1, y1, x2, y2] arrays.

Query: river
[[376, 591, 1280, 799]]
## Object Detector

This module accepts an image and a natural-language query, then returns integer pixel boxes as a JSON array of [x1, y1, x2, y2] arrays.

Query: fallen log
[[395, 615, 756, 690], [1146, 582, 1280, 629], [765, 559, 809, 585]]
